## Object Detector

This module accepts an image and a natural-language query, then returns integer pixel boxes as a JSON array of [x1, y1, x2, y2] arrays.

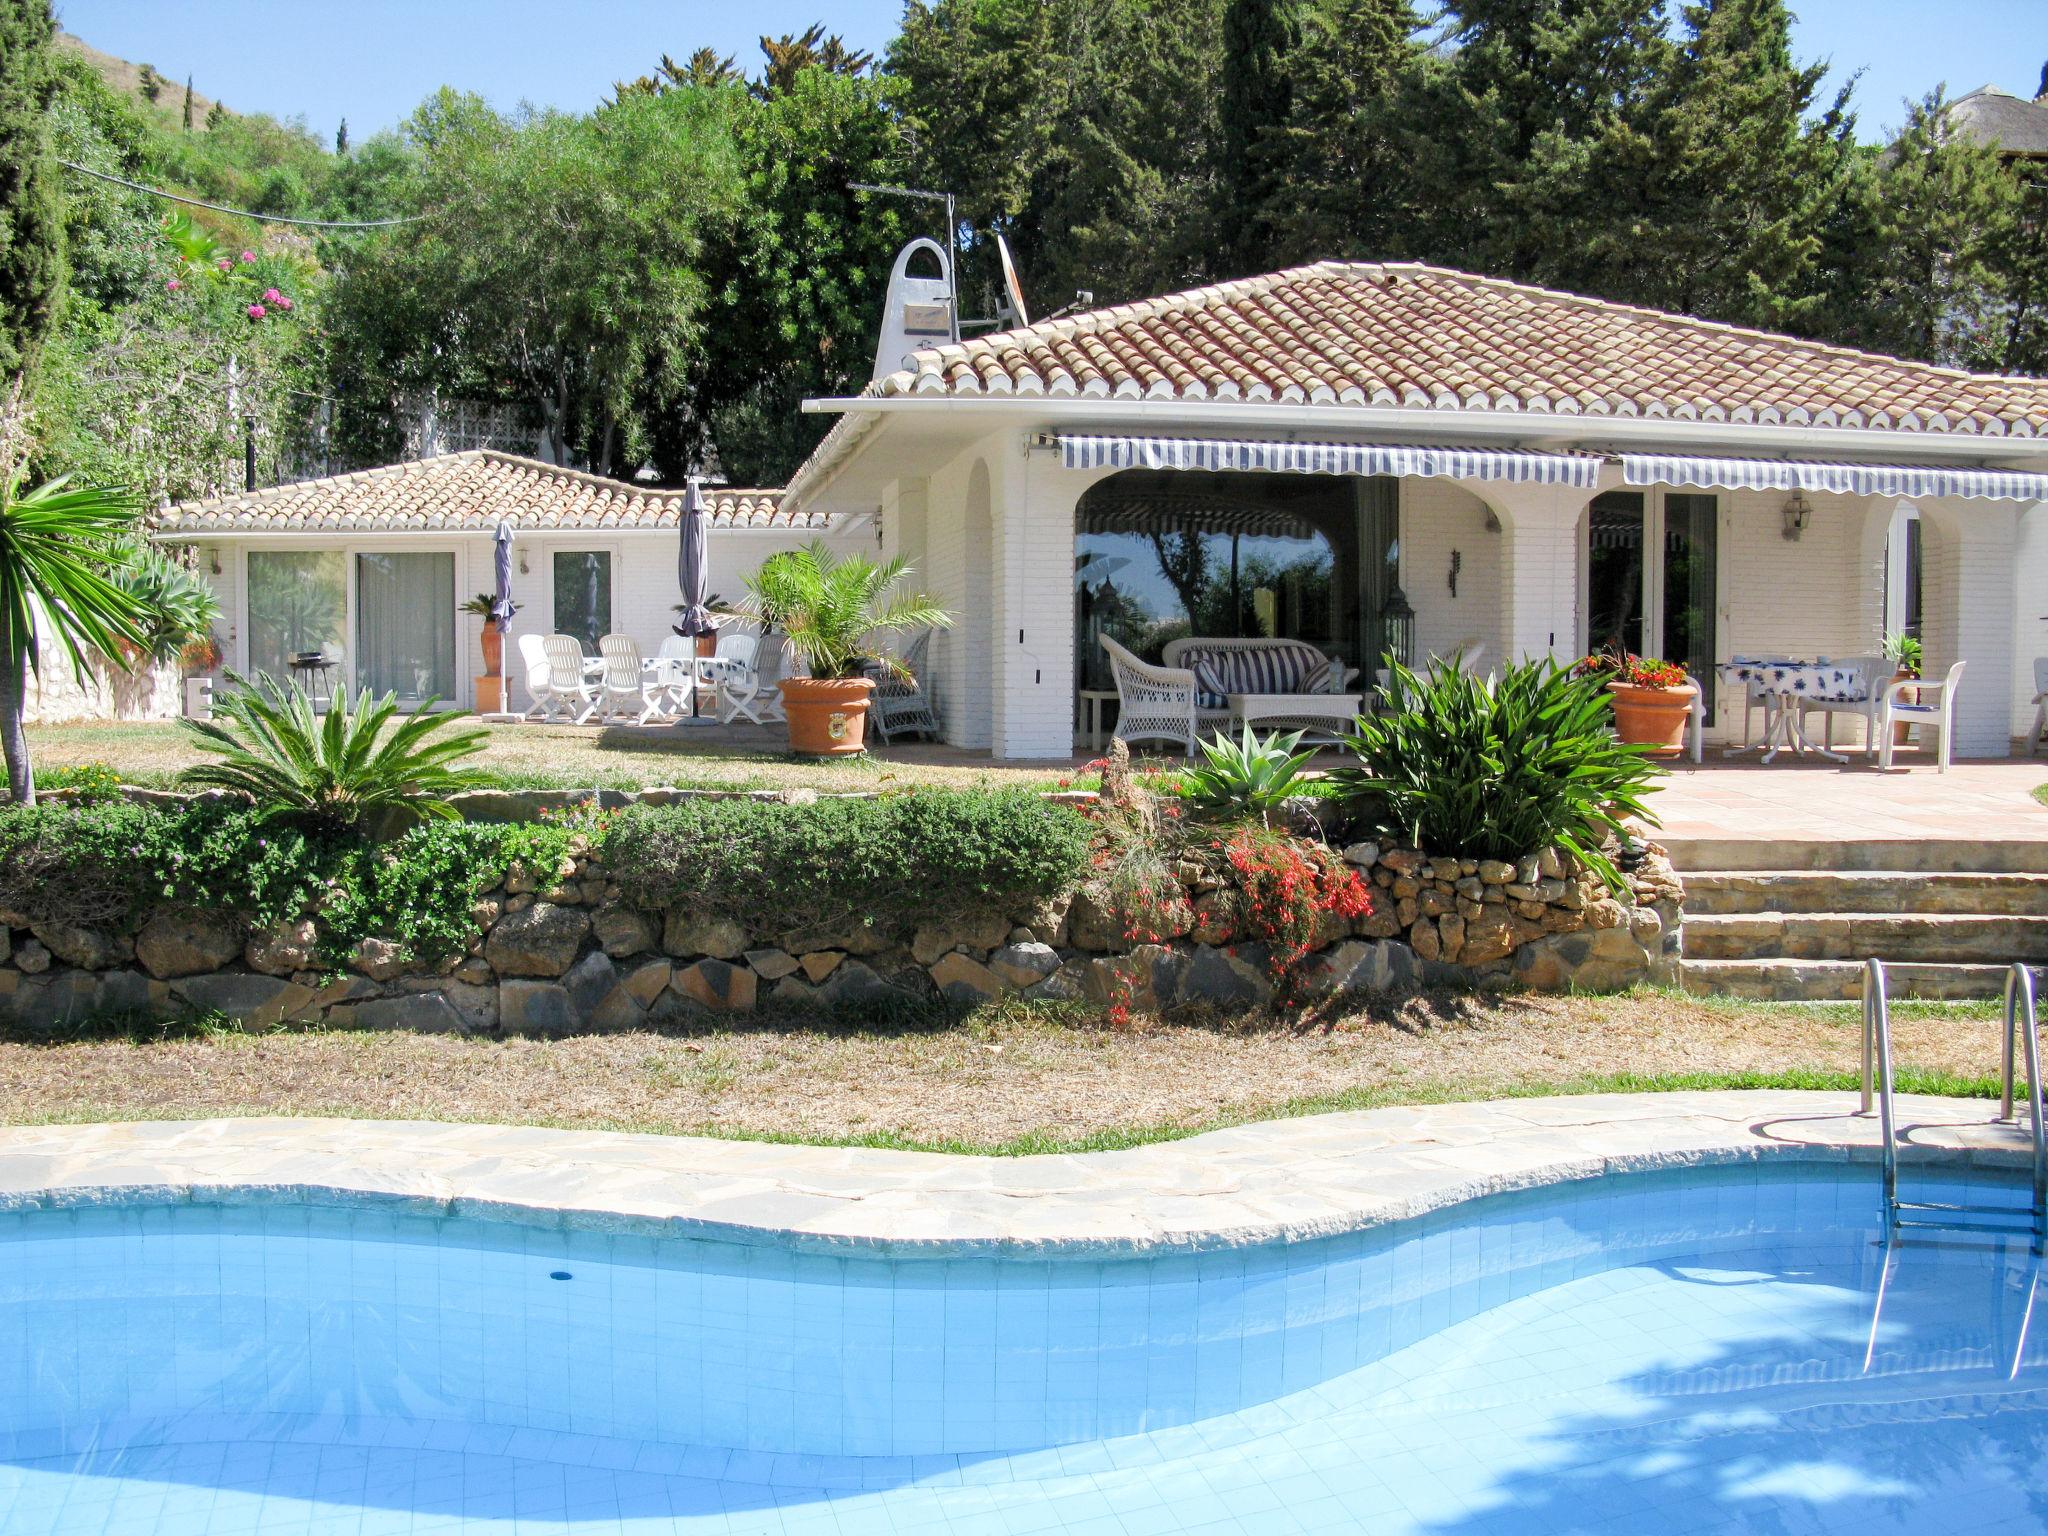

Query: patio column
[[1479, 481, 1591, 665], [1915, 495, 2019, 757], [989, 447, 1082, 760]]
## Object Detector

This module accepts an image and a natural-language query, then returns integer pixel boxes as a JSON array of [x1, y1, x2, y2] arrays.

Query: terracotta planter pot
[[1891, 668, 1919, 747], [696, 634, 718, 659], [1607, 680, 1696, 757], [479, 622, 503, 678], [780, 676, 875, 756]]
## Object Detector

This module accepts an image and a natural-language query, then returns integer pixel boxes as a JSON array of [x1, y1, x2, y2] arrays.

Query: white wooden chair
[[541, 634, 600, 724], [2029, 658, 2048, 757], [1879, 659, 1966, 772], [1102, 635, 1198, 753], [871, 629, 940, 742], [594, 635, 665, 725]]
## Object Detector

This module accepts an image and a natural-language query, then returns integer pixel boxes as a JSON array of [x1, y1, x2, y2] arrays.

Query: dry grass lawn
[[27, 719, 1079, 793], [0, 991, 2005, 1153]]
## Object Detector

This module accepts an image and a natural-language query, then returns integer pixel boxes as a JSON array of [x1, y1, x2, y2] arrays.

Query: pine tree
[[0, 0, 64, 381], [336, 117, 349, 155], [137, 63, 161, 103], [1218, 0, 1306, 274], [181, 74, 192, 130], [205, 99, 225, 130]]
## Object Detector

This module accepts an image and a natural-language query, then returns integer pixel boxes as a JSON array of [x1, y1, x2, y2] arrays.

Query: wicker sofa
[[1100, 635, 1359, 753]]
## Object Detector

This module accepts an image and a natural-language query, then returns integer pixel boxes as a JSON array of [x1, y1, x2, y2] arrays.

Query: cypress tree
[[0, 0, 64, 381], [1219, 0, 1306, 274], [182, 74, 193, 130], [336, 117, 349, 155]]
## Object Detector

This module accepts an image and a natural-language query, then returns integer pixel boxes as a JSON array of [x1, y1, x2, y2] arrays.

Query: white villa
[[153, 260, 2048, 762]]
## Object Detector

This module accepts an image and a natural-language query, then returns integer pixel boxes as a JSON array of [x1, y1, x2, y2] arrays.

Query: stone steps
[[1676, 958, 2041, 1001], [1661, 839, 2048, 875], [1683, 871, 2048, 916], [1683, 912, 2048, 964]]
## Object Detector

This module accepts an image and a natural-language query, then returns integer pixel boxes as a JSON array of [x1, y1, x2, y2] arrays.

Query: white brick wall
[[1403, 478, 1506, 669]]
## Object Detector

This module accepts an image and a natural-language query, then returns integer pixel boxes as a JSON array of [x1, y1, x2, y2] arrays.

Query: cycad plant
[[181, 672, 493, 832], [737, 541, 950, 680], [1178, 723, 1322, 826], [1331, 656, 1663, 889], [0, 387, 152, 803]]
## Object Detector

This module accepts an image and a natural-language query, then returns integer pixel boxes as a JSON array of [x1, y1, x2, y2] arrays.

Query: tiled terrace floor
[[1649, 755, 2048, 845]]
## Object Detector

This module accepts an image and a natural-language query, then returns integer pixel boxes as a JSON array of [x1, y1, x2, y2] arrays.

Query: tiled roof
[[1949, 85, 2048, 159], [154, 451, 817, 535], [875, 262, 2048, 438]]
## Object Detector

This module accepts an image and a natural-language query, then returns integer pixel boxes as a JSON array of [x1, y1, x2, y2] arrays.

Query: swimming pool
[[0, 1159, 2041, 1534]]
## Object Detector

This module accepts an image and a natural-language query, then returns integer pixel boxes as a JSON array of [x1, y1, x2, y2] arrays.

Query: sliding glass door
[[1584, 488, 1720, 717], [246, 551, 346, 683], [356, 552, 455, 702]]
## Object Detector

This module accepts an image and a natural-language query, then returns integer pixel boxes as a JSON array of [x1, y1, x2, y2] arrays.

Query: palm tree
[[0, 382, 150, 804], [737, 541, 950, 679]]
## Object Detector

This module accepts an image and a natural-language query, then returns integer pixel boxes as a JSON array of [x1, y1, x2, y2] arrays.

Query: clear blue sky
[[53, 0, 2048, 148]]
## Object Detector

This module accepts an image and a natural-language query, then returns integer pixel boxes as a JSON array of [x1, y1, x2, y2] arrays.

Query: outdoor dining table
[[1714, 659, 1866, 764]]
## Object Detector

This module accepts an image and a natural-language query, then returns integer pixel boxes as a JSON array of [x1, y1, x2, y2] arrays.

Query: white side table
[[1229, 693, 1363, 745], [1077, 689, 1119, 751]]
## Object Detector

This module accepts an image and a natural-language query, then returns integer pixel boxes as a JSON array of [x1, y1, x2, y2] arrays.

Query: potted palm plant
[[1883, 631, 1923, 747], [738, 542, 950, 755], [1575, 651, 1697, 756]]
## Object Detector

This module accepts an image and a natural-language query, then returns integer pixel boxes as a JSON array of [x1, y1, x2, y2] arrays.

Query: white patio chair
[[705, 631, 772, 726], [1797, 654, 1888, 757], [1879, 659, 1965, 772], [594, 634, 665, 726], [651, 633, 701, 716], [2030, 658, 2048, 757], [516, 633, 562, 721], [1101, 634, 1196, 754], [871, 629, 940, 743], [542, 634, 600, 724]]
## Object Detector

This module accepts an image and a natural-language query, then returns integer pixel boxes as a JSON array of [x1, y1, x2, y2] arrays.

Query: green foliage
[[1330, 656, 1663, 889], [180, 672, 492, 831], [1175, 723, 1320, 824], [1219, 0, 1306, 270], [0, 0, 65, 379], [319, 816, 576, 964], [608, 790, 1093, 942], [37, 760, 121, 803], [107, 540, 220, 665], [738, 541, 950, 680]]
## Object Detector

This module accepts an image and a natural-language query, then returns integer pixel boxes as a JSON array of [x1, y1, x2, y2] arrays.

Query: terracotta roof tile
[[875, 263, 2048, 437], [154, 451, 822, 536]]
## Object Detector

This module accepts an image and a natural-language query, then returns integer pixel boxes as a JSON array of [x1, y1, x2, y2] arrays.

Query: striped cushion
[[1181, 643, 1331, 708]]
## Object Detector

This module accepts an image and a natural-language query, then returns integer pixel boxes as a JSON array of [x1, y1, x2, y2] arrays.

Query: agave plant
[[107, 541, 222, 667], [181, 672, 493, 831], [735, 541, 950, 679], [1330, 655, 1663, 889], [1178, 723, 1322, 826]]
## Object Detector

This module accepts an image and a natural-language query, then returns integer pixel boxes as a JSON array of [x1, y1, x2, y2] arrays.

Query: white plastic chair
[[517, 633, 561, 721], [2030, 658, 2048, 757], [542, 634, 600, 724], [871, 629, 940, 742], [706, 632, 771, 725], [651, 634, 701, 715], [1797, 654, 1889, 757], [594, 634, 664, 725], [1879, 660, 1966, 772], [1101, 635, 1196, 754]]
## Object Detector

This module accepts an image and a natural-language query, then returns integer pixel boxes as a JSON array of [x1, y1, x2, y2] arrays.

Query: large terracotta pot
[[1607, 680, 1696, 756], [780, 676, 875, 756], [479, 622, 503, 678], [1891, 669, 1918, 747]]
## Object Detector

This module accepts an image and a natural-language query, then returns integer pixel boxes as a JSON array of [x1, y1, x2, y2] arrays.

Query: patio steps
[[1673, 860, 2048, 1000]]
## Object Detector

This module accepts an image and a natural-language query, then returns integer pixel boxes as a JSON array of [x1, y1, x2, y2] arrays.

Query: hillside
[[54, 30, 230, 129]]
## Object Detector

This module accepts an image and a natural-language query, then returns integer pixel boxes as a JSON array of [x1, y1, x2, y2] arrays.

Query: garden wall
[[0, 788, 1684, 1033]]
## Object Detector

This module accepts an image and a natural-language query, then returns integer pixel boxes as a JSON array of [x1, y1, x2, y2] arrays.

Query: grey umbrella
[[490, 522, 516, 627], [672, 477, 715, 721]]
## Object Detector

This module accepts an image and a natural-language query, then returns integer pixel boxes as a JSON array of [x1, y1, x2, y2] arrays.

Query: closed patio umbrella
[[491, 521, 516, 626], [672, 477, 715, 723]]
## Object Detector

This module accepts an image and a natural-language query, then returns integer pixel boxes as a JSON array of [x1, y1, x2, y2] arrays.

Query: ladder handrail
[[2013, 966, 2048, 1238], [1864, 958, 1899, 1221]]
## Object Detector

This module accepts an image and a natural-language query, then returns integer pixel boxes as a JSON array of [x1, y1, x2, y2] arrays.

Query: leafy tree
[[613, 48, 742, 102], [205, 99, 224, 130], [1218, 0, 1306, 273], [0, 0, 65, 381], [137, 64, 161, 104]]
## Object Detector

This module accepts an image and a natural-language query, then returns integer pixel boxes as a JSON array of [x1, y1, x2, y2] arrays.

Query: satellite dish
[[995, 233, 1030, 329]]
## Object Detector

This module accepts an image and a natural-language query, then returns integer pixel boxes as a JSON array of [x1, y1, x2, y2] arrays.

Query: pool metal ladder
[[1860, 957, 2047, 1253]]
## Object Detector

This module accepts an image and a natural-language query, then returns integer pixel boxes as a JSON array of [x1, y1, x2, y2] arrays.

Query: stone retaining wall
[[0, 825, 1684, 1033]]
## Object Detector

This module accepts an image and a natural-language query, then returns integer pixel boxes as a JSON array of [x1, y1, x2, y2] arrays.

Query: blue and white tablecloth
[[1716, 659, 1869, 703]]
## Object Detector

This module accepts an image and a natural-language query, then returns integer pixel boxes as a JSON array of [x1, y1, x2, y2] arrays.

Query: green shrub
[[608, 790, 1093, 942], [38, 761, 123, 805], [320, 815, 577, 964], [1173, 724, 1321, 825], [0, 800, 162, 926], [1330, 656, 1662, 887]]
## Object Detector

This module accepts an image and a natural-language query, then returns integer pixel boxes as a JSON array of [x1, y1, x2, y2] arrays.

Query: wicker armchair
[[871, 629, 940, 743], [1100, 635, 1198, 754]]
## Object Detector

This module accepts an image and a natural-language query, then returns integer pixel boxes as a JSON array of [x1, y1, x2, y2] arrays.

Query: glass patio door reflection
[[1583, 489, 1720, 718], [246, 550, 346, 684], [355, 552, 455, 703]]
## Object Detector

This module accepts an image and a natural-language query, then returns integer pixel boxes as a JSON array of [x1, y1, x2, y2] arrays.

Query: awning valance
[[1620, 452, 2048, 502], [1057, 434, 1604, 488]]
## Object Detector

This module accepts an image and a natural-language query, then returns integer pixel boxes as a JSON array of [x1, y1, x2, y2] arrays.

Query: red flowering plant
[[1220, 825, 1374, 994], [1571, 649, 1689, 690]]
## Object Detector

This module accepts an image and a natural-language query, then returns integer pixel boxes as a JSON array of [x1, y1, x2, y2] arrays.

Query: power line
[[57, 160, 423, 230]]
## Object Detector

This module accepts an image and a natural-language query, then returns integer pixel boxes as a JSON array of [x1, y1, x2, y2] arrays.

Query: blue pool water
[[0, 1161, 2042, 1534]]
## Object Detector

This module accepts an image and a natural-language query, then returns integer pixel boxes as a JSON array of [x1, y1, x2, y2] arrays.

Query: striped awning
[[1058, 434, 1603, 488], [1621, 452, 2048, 502]]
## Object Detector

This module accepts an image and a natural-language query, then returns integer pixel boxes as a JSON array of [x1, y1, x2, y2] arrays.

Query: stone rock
[[312, 975, 382, 1009], [246, 919, 318, 977], [769, 975, 821, 1010], [333, 992, 468, 1033], [1455, 876, 1483, 900], [913, 910, 1013, 965], [171, 972, 316, 1028], [1395, 897, 1418, 928], [929, 951, 1009, 1004], [135, 909, 244, 979], [1078, 945, 1175, 1014], [1585, 898, 1627, 930], [1477, 859, 1514, 885], [1418, 887, 1451, 918], [1538, 847, 1566, 880], [587, 985, 648, 1032], [1504, 883, 1538, 902], [1512, 939, 1567, 991], [1379, 848, 1426, 877], [1175, 944, 1272, 1010], [799, 950, 845, 983], [1306, 939, 1416, 999], [1026, 963, 1090, 1003], [1408, 918, 1440, 963], [1542, 907, 1585, 934], [1390, 876, 1420, 900], [1514, 900, 1547, 921], [454, 956, 495, 986], [745, 948, 800, 981], [1515, 855, 1542, 886], [347, 937, 407, 982], [1355, 907, 1402, 940], [819, 959, 897, 1009], [1019, 891, 1073, 947], [784, 920, 890, 957], [439, 980, 499, 1031], [1341, 842, 1380, 867], [1438, 912, 1465, 964], [563, 950, 619, 1019], [592, 905, 656, 959], [470, 896, 503, 930], [487, 902, 590, 977], [672, 959, 757, 1012], [499, 979, 577, 1037], [1558, 881, 1587, 911], [12, 939, 48, 975], [1628, 906, 1664, 945], [31, 922, 129, 971], [1188, 889, 1237, 946], [661, 910, 747, 961], [619, 958, 672, 1006], [1459, 909, 1518, 966], [1064, 887, 1123, 952], [989, 942, 1061, 989]]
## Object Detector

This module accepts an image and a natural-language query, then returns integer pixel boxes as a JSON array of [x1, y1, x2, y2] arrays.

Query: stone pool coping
[[0, 1092, 2034, 1257]]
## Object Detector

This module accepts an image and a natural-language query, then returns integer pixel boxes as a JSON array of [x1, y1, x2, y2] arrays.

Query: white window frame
[[542, 541, 622, 649]]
